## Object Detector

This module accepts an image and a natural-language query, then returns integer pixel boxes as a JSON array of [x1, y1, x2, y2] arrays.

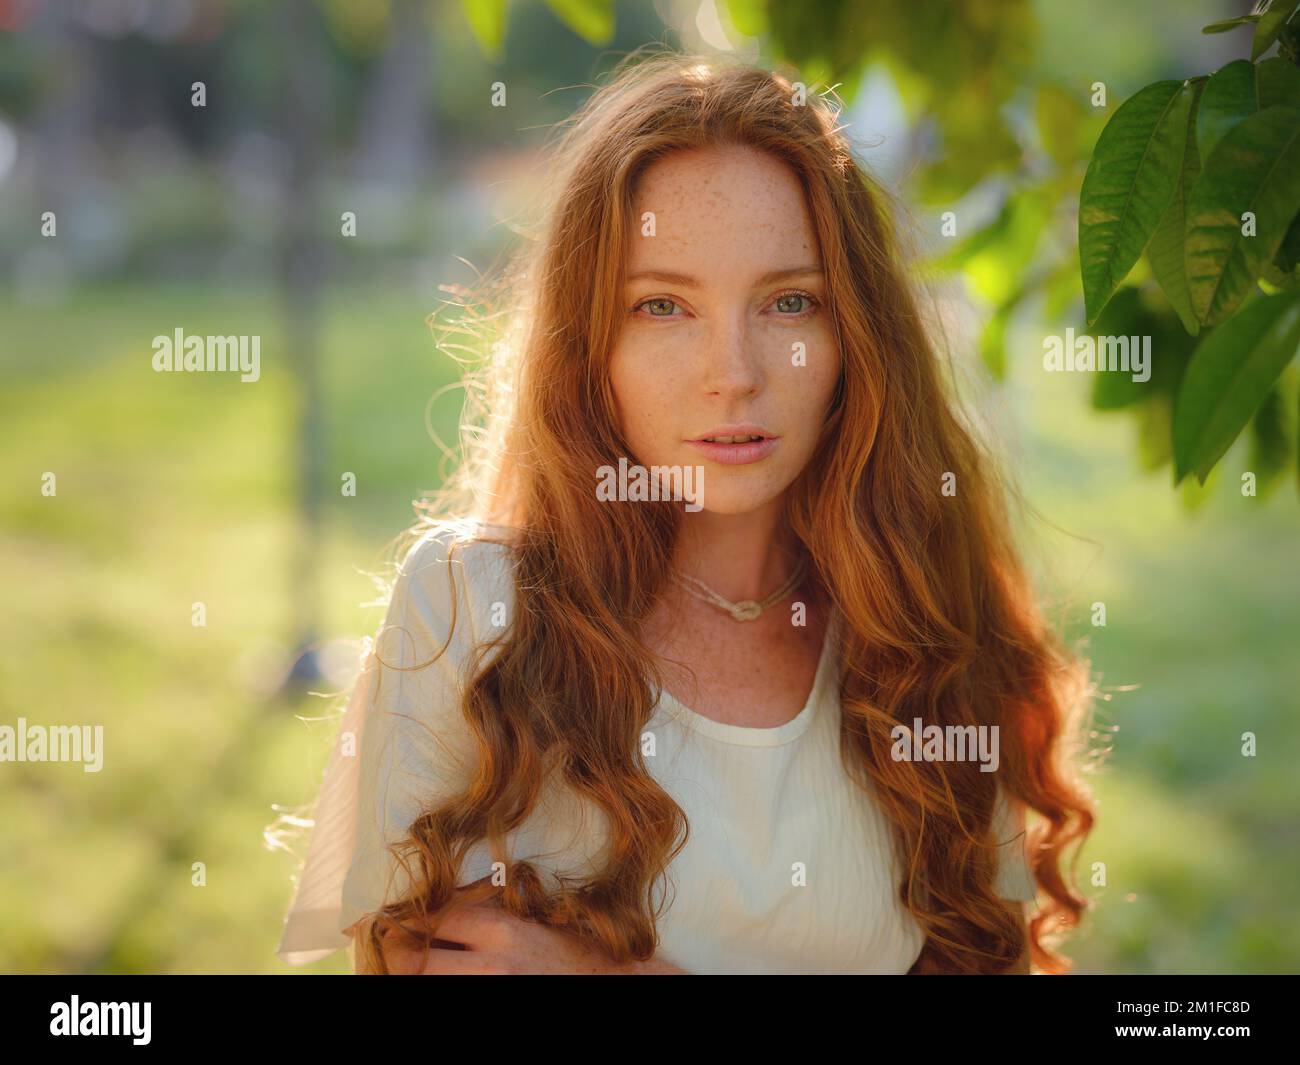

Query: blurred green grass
[[0, 281, 457, 973], [0, 282, 1296, 973]]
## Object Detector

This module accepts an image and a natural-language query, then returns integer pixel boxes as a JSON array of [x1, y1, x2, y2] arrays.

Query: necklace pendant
[[730, 600, 762, 622]]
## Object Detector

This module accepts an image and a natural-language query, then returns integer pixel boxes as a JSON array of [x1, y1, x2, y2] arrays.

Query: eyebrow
[[624, 265, 824, 287]]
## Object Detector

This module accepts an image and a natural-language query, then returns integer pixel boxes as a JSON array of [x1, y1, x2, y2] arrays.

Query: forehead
[[626, 144, 820, 274]]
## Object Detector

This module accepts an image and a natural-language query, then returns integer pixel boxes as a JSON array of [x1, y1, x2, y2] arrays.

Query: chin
[[683, 484, 786, 516], [687, 501, 772, 516]]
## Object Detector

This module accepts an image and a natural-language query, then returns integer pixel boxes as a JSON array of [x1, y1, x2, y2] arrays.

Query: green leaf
[[1079, 81, 1189, 327], [1248, 367, 1298, 493], [1089, 284, 1198, 411], [1277, 212, 1300, 273], [956, 195, 1049, 305], [1202, 15, 1260, 35], [543, 0, 614, 45], [1088, 287, 1147, 409], [981, 284, 1033, 381], [1092, 357, 1149, 410], [1148, 79, 1205, 335], [1173, 291, 1300, 483], [1036, 83, 1084, 168], [1197, 58, 1300, 163], [765, 0, 873, 106], [1186, 106, 1300, 327], [1044, 255, 1082, 321], [1262, 213, 1300, 286], [1197, 60, 1258, 162], [724, 0, 766, 37], [932, 203, 1013, 272], [916, 109, 1022, 205], [1184, 61, 1300, 302], [1253, 0, 1300, 60], [1138, 394, 1174, 470], [460, 0, 508, 61], [980, 304, 1010, 381], [1257, 55, 1300, 109], [1178, 457, 1219, 511]]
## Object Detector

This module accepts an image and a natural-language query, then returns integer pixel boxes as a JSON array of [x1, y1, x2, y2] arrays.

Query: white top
[[276, 525, 1037, 974]]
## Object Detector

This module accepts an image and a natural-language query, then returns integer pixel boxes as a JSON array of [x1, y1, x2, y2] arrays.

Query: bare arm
[[347, 895, 691, 974]]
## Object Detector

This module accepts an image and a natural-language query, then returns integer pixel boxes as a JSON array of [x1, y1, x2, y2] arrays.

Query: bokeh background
[[1, 0, 1295, 974]]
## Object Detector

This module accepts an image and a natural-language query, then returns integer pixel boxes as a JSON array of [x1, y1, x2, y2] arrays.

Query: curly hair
[[352, 50, 1097, 975]]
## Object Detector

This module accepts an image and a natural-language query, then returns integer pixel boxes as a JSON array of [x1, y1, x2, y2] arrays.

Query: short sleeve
[[275, 527, 513, 964], [991, 785, 1037, 902]]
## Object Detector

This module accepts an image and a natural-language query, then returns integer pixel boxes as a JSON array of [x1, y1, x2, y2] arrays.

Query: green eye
[[775, 293, 809, 313], [643, 298, 677, 316]]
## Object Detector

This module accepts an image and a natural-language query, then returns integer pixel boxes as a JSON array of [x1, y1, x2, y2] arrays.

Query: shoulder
[[397, 519, 517, 598], [378, 519, 518, 667]]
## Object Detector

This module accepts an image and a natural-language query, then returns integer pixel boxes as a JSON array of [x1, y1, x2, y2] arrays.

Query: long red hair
[[354, 51, 1097, 974]]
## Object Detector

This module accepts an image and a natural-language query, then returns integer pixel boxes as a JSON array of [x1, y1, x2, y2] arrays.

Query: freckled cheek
[[767, 326, 840, 418], [609, 346, 684, 452], [616, 334, 697, 404]]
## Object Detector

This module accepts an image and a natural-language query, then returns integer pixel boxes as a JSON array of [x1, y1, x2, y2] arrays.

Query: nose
[[701, 309, 762, 400]]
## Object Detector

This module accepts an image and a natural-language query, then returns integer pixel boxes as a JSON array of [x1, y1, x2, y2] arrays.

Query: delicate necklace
[[670, 556, 809, 622]]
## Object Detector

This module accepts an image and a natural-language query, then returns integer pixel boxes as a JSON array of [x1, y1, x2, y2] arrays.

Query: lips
[[685, 425, 779, 466], [688, 423, 775, 444]]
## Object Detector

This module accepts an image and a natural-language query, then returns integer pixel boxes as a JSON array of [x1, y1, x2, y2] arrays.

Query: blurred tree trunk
[[354, 0, 433, 199], [278, 0, 329, 689]]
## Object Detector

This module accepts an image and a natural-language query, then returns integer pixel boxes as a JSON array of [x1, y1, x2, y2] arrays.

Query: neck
[[671, 497, 804, 601]]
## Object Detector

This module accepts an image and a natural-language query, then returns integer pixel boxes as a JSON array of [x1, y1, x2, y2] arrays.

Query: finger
[[388, 947, 514, 975], [386, 882, 500, 939], [431, 902, 523, 951]]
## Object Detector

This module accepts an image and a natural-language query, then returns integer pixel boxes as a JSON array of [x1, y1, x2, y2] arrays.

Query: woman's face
[[608, 144, 841, 516]]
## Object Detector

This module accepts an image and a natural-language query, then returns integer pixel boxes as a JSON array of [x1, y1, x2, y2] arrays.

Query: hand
[[380, 901, 653, 975]]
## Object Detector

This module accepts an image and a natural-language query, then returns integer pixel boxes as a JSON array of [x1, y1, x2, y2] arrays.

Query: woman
[[275, 52, 1096, 975]]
